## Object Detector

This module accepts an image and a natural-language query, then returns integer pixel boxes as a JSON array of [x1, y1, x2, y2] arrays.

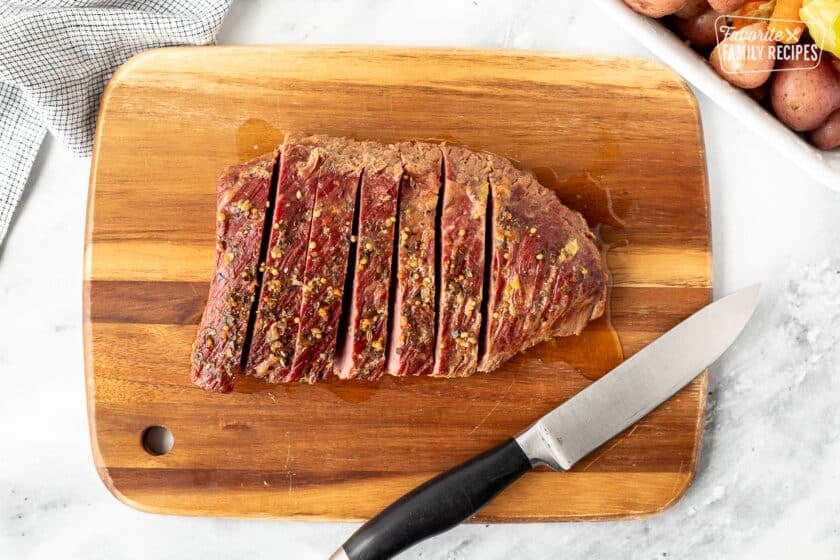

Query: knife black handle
[[337, 438, 532, 560]]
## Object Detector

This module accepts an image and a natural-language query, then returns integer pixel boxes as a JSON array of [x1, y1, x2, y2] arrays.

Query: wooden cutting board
[[84, 46, 711, 521]]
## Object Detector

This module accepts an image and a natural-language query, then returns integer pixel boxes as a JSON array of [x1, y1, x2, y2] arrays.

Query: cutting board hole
[[142, 426, 174, 456]]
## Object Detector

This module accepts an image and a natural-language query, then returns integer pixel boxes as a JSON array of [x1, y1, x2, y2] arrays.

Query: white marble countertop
[[2, 1, 839, 558]]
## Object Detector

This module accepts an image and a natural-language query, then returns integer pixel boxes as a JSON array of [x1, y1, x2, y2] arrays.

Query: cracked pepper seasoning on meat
[[433, 146, 490, 377], [478, 155, 606, 372], [386, 141, 442, 377], [336, 141, 402, 380], [290, 136, 365, 382], [191, 150, 278, 392], [247, 135, 321, 383]]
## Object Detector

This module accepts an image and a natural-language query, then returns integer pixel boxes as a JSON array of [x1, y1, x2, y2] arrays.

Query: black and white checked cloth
[[0, 0, 232, 244]]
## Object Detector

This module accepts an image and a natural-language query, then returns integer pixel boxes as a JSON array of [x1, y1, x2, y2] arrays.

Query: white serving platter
[[594, 0, 840, 191]]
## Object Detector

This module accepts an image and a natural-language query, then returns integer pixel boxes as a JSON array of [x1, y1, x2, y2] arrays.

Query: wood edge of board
[[84, 371, 710, 521], [96, 45, 700, 110]]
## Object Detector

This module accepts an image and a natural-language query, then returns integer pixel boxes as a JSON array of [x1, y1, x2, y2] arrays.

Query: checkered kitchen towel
[[0, 0, 232, 245]]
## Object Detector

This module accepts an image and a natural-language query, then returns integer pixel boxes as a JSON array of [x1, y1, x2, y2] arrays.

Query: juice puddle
[[531, 167, 628, 229], [236, 118, 285, 161], [233, 374, 276, 394], [528, 166, 629, 380], [532, 306, 622, 381], [320, 379, 377, 403]]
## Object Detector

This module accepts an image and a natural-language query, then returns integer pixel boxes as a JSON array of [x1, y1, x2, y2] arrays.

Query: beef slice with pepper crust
[[191, 150, 278, 392], [290, 136, 364, 382], [386, 142, 443, 377], [247, 135, 321, 383], [432, 146, 490, 378], [336, 142, 402, 380], [478, 154, 607, 373]]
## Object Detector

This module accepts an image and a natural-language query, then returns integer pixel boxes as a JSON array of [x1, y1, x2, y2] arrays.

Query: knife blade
[[331, 284, 761, 560]]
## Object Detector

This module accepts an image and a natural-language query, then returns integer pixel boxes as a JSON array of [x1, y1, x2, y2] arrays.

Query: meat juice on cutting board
[[191, 134, 617, 392], [530, 166, 626, 381]]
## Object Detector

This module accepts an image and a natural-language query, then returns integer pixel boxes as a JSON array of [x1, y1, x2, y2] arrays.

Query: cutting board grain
[[84, 46, 711, 521]]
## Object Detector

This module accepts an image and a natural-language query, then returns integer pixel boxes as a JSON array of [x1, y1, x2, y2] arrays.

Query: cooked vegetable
[[624, 0, 688, 18], [675, 7, 724, 48], [675, 0, 711, 19], [729, 1, 777, 30], [733, 0, 777, 17], [710, 22, 777, 88], [771, 55, 840, 130], [799, 0, 840, 57], [709, 0, 750, 13], [809, 107, 840, 149], [768, 0, 805, 44]]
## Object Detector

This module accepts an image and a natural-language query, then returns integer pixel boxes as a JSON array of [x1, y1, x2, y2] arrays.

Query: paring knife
[[330, 285, 761, 560]]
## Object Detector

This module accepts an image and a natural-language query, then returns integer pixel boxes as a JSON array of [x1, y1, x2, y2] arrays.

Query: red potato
[[674, 0, 709, 19], [674, 7, 724, 49], [710, 22, 776, 89], [624, 0, 687, 18], [771, 56, 840, 131], [708, 0, 748, 13], [809, 108, 840, 150]]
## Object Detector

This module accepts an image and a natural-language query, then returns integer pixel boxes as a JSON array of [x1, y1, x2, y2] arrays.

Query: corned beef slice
[[247, 135, 320, 383], [290, 137, 364, 382], [433, 146, 490, 378], [478, 155, 607, 373], [336, 142, 402, 380], [191, 150, 278, 392], [385, 142, 443, 377]]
